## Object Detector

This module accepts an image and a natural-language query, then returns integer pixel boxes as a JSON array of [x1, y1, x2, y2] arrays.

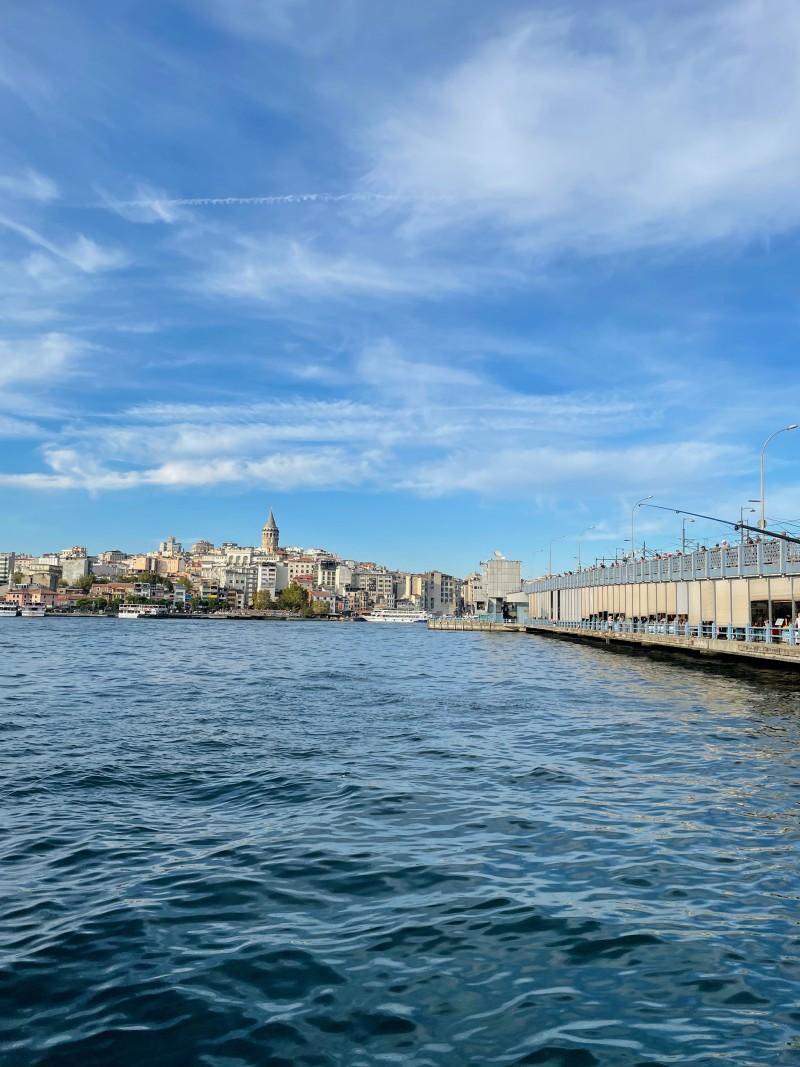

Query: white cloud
[[0, 444, 380, 492], [0, 333, 84, 387], [0, 215, 126, 273], [405, 442, 746, 496], [99, 182, 189, 225], [66, 235, 128, 273], [203, 237, 470, 302], [0, 414, 43, 438], [0, 168, 58, 201], [358, 338, 483, 388], [366, 1, 800, 253]]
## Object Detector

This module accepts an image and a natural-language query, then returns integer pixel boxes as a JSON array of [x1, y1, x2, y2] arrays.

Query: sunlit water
[[2, 619, 800, 1066]]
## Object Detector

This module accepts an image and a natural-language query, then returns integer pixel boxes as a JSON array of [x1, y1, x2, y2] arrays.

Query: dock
[[429, 619, 525, 633], [429, 617, 800, 670]]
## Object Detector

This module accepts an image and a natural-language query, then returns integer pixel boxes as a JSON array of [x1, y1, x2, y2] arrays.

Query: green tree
[[275, 582, 309, 612], [75, 575, 94, 592], [252, 590, 273, 610]]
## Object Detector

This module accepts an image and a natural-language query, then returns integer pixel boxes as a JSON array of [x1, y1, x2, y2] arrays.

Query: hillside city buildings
[[0, 511, 524, 616]]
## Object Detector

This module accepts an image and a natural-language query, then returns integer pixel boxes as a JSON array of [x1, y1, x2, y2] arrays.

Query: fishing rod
[[640, 503, 800, 547]]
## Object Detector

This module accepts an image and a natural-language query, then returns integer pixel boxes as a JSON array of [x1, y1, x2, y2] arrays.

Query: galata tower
[[261, 509, 280, 553]]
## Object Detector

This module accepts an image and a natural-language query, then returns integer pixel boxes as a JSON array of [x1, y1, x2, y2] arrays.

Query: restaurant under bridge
[[525, 538, 800, 633]]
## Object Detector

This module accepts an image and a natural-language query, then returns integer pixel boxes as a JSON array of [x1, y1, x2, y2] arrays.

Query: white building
[[222, 544, 257, 567], [335, 563, 353, 592], [223, 566, 259, 606], [60, 546, 88, 559], [286, 558, 318, 583], [159, 536, 183, 557], [0, 552, 15, 586], [256, 562, 289, 598]]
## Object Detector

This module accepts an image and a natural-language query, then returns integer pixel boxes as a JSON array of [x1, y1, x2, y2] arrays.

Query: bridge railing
[[527, 617, 800, 645], [529, 537, 799, 593]]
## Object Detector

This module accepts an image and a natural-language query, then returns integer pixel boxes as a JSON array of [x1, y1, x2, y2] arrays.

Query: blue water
[[2, 620, 800, 1066]]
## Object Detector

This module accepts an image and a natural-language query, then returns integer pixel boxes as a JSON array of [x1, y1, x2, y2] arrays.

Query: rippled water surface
[[3, 620, 800, 1066]]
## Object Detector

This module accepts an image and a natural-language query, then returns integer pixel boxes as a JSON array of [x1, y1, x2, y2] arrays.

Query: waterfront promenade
[[430, 615, 800, 669]]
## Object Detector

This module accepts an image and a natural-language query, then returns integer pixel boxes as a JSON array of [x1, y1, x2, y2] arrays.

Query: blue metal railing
[[527, 617, 800, 645]]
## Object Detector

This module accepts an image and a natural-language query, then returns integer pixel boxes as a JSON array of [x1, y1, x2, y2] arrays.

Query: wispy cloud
[[0, 414, 44, 438], [404, 442, 748, 496], [0, 343, 745, 503], [0, 215, 127, 273], [0, 333, 85, 387], [365, 1, 800, 254], [0, 445, 382, 492], [0, 168, 58, 201], [201, 237, 472, 302]]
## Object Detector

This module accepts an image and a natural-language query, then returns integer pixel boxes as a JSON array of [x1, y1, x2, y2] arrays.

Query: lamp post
[[759, 424, 798, 529], [739, 505, 756, 544], [630, 496, 653, 559], [681, 517, 695, 554]]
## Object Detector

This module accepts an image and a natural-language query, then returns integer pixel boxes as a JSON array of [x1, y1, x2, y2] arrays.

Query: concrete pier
[[524, 622, 800, 668], [429, 617, 800, 670], [429, 619, 526, 633]]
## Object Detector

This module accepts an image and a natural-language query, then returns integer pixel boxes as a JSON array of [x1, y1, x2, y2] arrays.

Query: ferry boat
[[19, 605, 46, 617], [117, 604, 161, 619], [0, 604, 19, 617], [361, 608, 430, 624]]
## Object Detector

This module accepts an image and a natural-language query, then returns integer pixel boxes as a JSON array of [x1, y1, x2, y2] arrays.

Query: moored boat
[[19, 605, 46, 617], [0, 604, 19, 617], [117, 604, 161, 619], [361, 608, 430, 624]]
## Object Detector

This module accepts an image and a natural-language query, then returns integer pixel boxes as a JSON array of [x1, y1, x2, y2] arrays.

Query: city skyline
[[2, 1, 800, 573]]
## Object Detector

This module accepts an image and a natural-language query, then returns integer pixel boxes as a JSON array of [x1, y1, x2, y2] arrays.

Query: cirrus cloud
[[366, 1, 800, 254]]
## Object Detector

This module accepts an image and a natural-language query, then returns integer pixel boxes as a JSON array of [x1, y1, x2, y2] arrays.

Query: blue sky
[[2, 0, 800, 575]]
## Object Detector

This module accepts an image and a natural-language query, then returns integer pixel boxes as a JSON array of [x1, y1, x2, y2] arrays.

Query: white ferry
[[361, 608, 430, 624], [117, 604, 161, 619], [19, 605, 46, 617], [0, 604, 19, 618]]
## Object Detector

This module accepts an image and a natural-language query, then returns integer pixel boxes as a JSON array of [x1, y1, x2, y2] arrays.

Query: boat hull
[[361, 612, 430, 624]]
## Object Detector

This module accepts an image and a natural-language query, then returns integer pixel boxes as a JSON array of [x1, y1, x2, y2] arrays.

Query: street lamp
[[681, 517, 695, 554], [630, 496, 653, 559], [739, 505, 756, 544], [759, 424, 798, 529]]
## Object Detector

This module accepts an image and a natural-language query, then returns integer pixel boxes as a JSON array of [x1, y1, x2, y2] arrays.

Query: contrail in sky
[[101, 192, 409, 208]]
